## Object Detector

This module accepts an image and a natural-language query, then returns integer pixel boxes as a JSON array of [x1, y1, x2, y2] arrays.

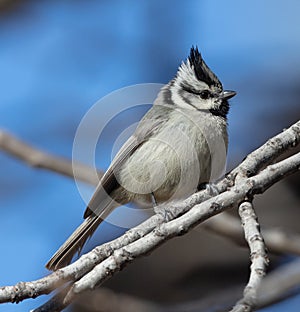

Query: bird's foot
[[198, 182, 219, 197], [205, 183, 219, 197], [154, 204, 176, 223]]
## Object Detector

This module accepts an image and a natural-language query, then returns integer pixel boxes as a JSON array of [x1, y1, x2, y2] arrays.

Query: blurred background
[[0, 0, 300, 311]]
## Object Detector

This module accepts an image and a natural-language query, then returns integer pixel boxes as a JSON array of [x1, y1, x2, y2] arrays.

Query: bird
[[46, 46, 236, 271]]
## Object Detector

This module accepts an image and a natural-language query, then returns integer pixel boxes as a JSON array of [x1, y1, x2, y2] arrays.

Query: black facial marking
[[178, 88, 193, 107], [188, 46, 222, 89], [162, 82, 175, 105], [209, 100, 229, 119], [180, 83, 212, 99]]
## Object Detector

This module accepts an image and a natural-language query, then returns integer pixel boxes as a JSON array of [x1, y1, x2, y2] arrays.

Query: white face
[[170, 61, 224, 112], [171, 82, 222, 111], [154, 52, 234, 117]]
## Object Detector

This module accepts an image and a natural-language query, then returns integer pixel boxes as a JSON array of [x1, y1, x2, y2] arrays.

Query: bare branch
[[230, 201, 269, 312], [62, 152, 299, 305], [0, 120, 299, 311], [0, 130, 100, 185], [229, 121, 300, 180], [31, 285, 72, 312], [1, 120, 299, 189], [205, 213, 300, 256], [42, 260, 300, 312], [257, 258, 300, 308], [57, 288, 160, 312], [162, 258, 300, 312]]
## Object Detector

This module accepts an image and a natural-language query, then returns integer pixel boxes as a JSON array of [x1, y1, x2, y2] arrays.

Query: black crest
[[188, 46, 222, 88]]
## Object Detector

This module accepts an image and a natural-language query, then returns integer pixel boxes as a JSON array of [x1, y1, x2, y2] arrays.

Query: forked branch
[[0, 120, 299, 312]]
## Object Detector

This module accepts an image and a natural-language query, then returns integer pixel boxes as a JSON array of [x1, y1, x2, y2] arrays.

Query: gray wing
[[84, 105, 170, 218]]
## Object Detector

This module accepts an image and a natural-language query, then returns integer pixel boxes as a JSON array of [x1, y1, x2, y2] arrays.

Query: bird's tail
[[45, 214, 104, 271]]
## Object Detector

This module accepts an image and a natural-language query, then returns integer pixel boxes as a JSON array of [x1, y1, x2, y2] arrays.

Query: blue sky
[[0, 1, 299, 311]]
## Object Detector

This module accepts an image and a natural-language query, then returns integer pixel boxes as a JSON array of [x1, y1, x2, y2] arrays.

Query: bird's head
[[164, 46, 236, 118]]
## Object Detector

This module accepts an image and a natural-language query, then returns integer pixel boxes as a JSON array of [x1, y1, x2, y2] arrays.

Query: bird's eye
[[199, 90, 211, 99], [181, 85, 212, 99]]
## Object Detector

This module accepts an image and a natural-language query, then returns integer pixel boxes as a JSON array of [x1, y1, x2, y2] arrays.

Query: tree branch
[[229, 121, 300, 180], [0, 130, 100, 185], [230, 201, 269, 312], [163, 258, 300, 312], [204, 213, 300, 256], [257, 257, 300, 308], [61, 152, 299, 306], [0, 120, 299, 312], [1, 120, 299, 188]]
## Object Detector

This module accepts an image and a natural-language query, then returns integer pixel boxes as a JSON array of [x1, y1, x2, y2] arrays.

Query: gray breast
[[116, 108, 227, 205]]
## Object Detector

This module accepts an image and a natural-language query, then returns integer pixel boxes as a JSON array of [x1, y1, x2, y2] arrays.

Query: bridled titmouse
[[46, 46, 236, 270]]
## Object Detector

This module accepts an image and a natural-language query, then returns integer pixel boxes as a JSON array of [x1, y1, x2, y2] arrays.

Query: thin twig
[[164, 258, 300, 312], [204, 213, 300, 256], [229, 121, 300, 180], [230, 202, 269, 312], [62, 153, 299, 306], [31, 285, 72, 312], [1, 120, 299, 188], [73, 288, 161, 312], [257, 257, 300, 308], [0, 121, 299, 311], [0, 130, 100, 185]]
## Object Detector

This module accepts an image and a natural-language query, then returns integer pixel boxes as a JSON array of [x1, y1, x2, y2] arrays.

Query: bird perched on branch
[[46, 46, 236, 271]]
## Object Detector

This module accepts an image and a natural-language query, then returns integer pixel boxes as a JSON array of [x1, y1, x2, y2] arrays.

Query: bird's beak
[[220, 90, 236, 100]]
